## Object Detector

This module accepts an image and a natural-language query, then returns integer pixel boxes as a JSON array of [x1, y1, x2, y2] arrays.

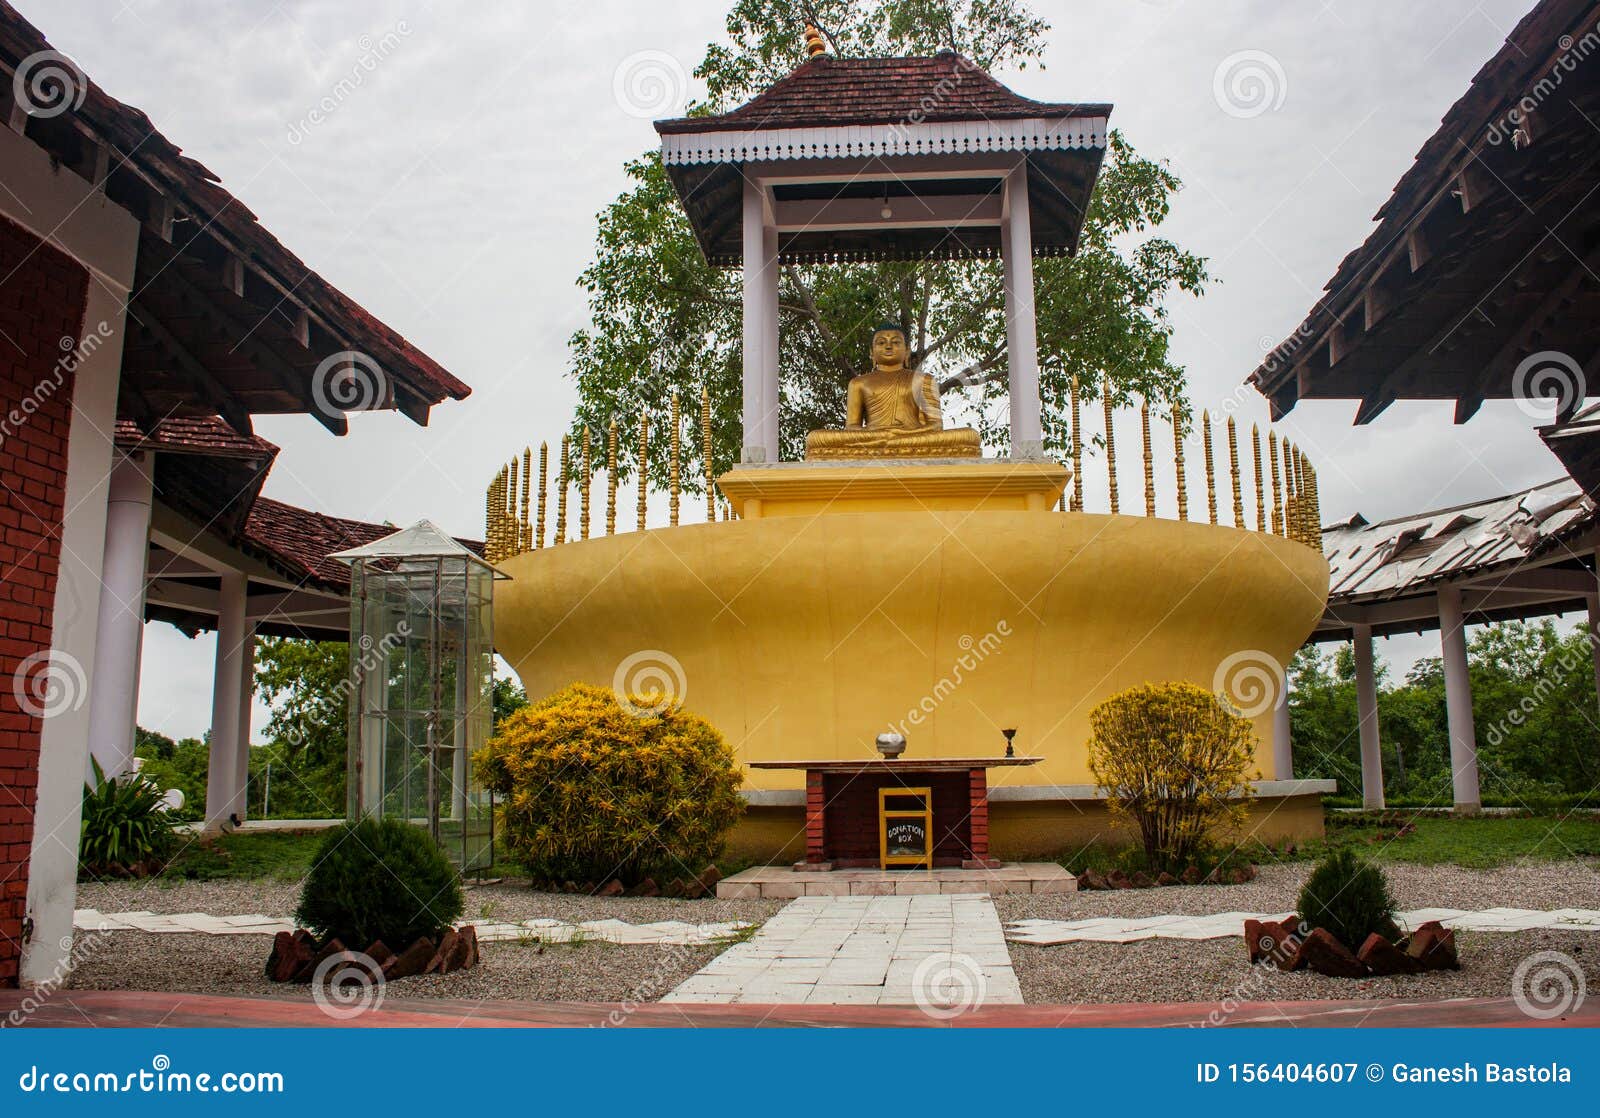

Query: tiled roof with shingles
[[655, 52, 1108, 134], [241, 498, 484, 592], [114, 416, 277, 460]]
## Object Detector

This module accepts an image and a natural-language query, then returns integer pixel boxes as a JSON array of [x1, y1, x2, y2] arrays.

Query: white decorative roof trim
[[662, 116, 1108, 166]]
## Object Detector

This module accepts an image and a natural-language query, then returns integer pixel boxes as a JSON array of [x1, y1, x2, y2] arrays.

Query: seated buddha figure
[[804, 323, 982, 460]]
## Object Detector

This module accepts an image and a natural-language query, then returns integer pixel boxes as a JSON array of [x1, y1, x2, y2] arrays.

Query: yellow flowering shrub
[[1087, 681, 1257, 873], [474, 682, 744, 885]]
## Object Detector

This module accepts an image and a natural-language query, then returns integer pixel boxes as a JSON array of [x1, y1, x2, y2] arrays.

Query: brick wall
[[0, 214, 89, 987], [820, 770, 973, 866]]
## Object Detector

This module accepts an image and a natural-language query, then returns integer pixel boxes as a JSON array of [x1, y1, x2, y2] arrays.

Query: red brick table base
[[799, 766, 1002, 870]]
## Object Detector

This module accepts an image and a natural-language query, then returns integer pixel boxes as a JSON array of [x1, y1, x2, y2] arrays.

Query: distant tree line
[[1289, 619, 1599, 808]]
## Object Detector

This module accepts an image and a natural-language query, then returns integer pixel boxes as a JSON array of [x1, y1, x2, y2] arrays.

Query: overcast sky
[[25, 0, 1570, 739]]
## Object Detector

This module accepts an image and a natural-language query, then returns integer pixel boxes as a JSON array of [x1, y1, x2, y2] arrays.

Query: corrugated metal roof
[[1324, 476, 1597, 605]]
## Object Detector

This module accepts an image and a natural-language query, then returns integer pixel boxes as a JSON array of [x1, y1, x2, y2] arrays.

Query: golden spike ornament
[[505, 459, 519, 557], [483, 477, 495, 563], [1268, 431, 1282, 536], [1226, 416, 1243, 528], [1103, 378, 1118, 515], [1069, 375, 1084, 512], [606, 420, 618, 536], [536, 442, 549, 549], [669, 391, 681, 528], [520, 447, 532, 553], [1251, 425, 1265, 533], [1202, 410, 1217, 526], [638, 413, 649, 532], [1307, 461, 1323, 550], [702, 386, 714, 523], [1140, 399, 1155, 517], [555, 436, 569, 545], [1172, 402, 1188, 522], [580, 428, 592, 541], [1284, 442, 1301, 544]]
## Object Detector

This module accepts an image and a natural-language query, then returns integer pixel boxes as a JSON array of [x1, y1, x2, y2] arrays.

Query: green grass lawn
[[161, 831, 327, 881], [159, 828, 531, 883], [1320, 811, 1600, 868]]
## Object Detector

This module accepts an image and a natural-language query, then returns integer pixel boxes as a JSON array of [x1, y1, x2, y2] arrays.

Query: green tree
[[569, 0, 1208, 481], [253, 638, 350, 816]]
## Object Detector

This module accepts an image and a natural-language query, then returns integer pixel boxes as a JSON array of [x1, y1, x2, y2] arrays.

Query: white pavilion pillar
[[1437, 584, 1481, 814], [204, 571, 248, 829], [740, 177, 778, 464], [762, 224, 780, 458], [1588, 551, 1600, 718], [230, 624, 255, 821], [84, 450, 153, 779], [1272, 683, 1293, 779], [1000, 162, 1043, 459], [1352, 623, 1384, 809]]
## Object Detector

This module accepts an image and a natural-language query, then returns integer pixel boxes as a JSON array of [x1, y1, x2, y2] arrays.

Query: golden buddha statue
[[804, 324, 982, 459]]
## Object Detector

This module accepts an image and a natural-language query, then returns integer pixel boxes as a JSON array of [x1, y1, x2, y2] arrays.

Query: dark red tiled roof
[[0, 2, 469, 408], [655, 52, 1108, 134], [114, 416, 277, 460], [241, 497, 484, 593]]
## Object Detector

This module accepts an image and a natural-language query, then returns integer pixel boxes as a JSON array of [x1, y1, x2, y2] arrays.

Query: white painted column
[[762, 224, 780, 460], [11, 119, 140, 985], [204, 572, 248, 829], [1587, 579, 1600, 720], [1001, 162, 1043, 459], [1352, 623, 1384, 809], [740, 177, 774, 464], [1272, 684, 1293, 779], [84, 451, 153, 779], [230, 624, 255, 820], [1437, 585, 1481, 814]]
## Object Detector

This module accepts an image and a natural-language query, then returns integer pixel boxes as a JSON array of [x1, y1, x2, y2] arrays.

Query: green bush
[[79, 758, 177, 878], [1296, 847, 1398, 949], [475, 681, 745, 885], [294, 818, 463, 947], [1087, 682, 1258, 874]]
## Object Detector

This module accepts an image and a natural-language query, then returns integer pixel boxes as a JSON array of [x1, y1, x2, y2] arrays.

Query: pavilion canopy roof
[[1540, 401, 1600, 500], [1317, 475, 1598, 641], [1248, 0, 1600, 424], [654, 52, 1109, 266], [0, 1, 470, 437]]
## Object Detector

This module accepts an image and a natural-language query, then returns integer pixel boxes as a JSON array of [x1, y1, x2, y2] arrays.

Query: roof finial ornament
[[803, 23, 827, 58]]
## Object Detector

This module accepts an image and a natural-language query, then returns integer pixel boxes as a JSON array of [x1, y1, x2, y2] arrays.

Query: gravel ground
[[995, 859, 1600, 924], [76, 878, 786, 927], [63, 930, 723, 1006], [1009, 928, 1595, 1007]]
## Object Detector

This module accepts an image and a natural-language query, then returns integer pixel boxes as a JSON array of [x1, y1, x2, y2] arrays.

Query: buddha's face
[[872, 329, 908, 369]]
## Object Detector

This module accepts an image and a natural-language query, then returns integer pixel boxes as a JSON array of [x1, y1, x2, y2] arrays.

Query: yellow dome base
[[495, 465, 1329, 792]]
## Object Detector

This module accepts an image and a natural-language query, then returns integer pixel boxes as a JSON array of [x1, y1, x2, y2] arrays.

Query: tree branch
[[784, 264, 856, 378]]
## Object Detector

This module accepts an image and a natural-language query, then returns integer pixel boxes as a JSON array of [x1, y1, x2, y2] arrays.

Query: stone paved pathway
[[662, 893, 1021, 1007], [71, 909, 752, 946], [1006, 906, 1600, 945]]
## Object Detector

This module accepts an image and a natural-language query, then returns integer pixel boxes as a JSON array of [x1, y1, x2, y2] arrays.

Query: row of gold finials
[[484, 388, 719, 564], [483, 378, 1324, 564]]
